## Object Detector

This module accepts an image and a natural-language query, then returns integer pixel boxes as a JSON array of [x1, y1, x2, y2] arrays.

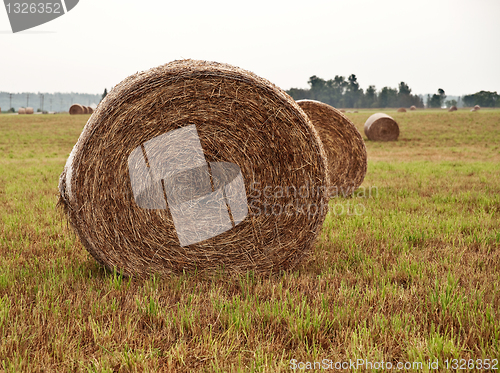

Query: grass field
[[0, 109, 499, 372]]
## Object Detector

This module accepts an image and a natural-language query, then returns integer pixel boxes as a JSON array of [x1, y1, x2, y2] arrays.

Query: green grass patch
[[0, 112, 499, 371]]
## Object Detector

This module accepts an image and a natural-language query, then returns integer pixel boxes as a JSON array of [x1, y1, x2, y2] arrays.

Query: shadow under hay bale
[[297, 100, 367, 194], [364, 113, 399, 141], [59, 59, 330, 277], [18, 108, 26, 114], [397, 107, 407, 113], [69, 104, 85, 115], [448, 106, 457, 112]]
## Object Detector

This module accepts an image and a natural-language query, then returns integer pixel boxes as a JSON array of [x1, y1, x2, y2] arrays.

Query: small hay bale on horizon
[[69, 104, 85, 115], [87, 106, 94, 114], [448, 106, 457, 112], [18, 108, 26, 114], [26, 107, 34, 114], [474, 105, 481, 111], [410, 105, 417, 111], [59, 59, 330, 277], [364, 113, 399, 141], [397, 107, 407, 113], [297, 100, 367, 195]]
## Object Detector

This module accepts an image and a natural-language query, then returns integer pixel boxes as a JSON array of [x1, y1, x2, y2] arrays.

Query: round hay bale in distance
[[474, 105, 480, 111], [364, 113, 399, 141], [26, 107, 34, 114], [59, 59, 330, 277], [297, 100, 367, 194], [397, 107, 407, 113], [87, 106, 94, 114], [69, 104, 85, 115], [448, 106, 457, 112], [410, 105, 417, 111], [18, 108, 26, 114]]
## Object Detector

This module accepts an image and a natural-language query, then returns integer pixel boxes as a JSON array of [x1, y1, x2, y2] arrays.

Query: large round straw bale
[[397, 107, 407, 113], [69, 104, 85, 115], [474, 105, 480, 110], [87, 106, 94, 114], [410, 105, 416, 111], [448, 106, 457, 112], [26, 107, 34, 114], [18, 108, 26, 114], [297, 100, 366, 194], [364, 113, 399, 141], [58, 59, 329, 277]]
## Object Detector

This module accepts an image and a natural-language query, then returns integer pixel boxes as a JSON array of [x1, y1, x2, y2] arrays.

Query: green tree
[[428, 95, 441, 108], [397, 82, 412, 107], [308, 76, 326, 91], [307, 76, 331, 104], [364, 85, 377, 108], [345, 74, 361, 108], [101, 88, 108, 102], [462, 91, 499, 107], [398, 82, 411, 96], [438, 88, 446, 105], [378, 87, 398, 107], [287, 88, 309, 101], [428, 89, 446, 108], [462, 94, 474, 107], [445, 99, 457, 108]]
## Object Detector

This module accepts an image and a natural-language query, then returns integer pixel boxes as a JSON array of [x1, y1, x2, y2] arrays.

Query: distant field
[[0, 110, 499, 372]]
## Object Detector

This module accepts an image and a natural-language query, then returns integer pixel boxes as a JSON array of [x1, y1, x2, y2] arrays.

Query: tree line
[[286, 75, 499, 109], [286, 75, 424, 109], [462, 91, 500, 108]]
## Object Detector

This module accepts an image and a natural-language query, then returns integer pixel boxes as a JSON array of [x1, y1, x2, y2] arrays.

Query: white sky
[[1, 0, 499, 96]]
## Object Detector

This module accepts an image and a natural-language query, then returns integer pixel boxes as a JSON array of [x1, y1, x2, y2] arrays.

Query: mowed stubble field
[[0, 109, 499, 372]]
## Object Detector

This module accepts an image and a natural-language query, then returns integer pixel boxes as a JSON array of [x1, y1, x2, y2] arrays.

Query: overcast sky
[[1, 0, 499, 96]]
